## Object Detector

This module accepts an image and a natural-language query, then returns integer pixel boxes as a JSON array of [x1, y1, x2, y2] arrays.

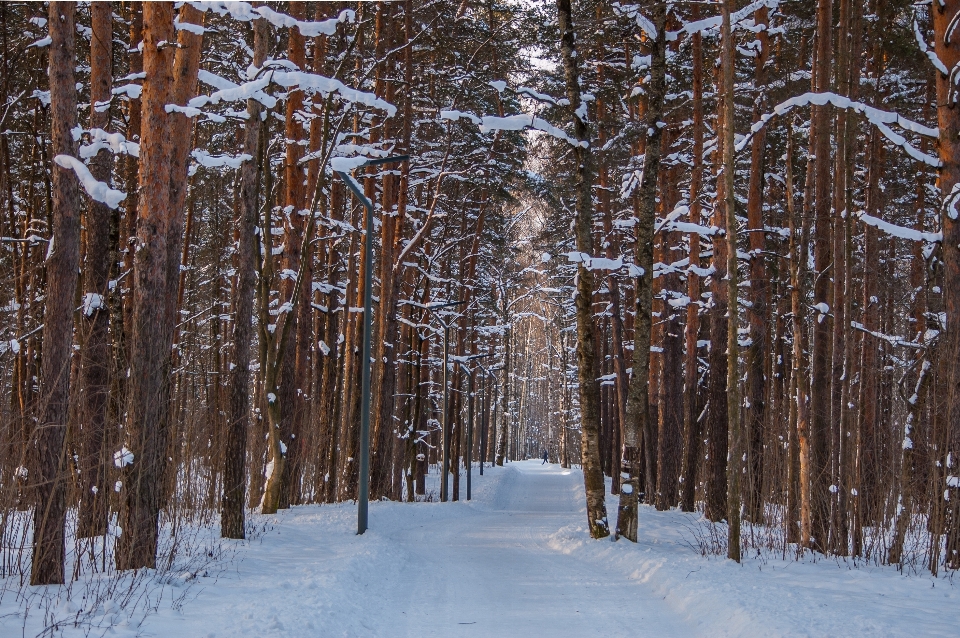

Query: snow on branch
[[515, 86, 569, 107], [193, 2, 355, 37], [191, 66, 395, 116], [190, 74, 276, 110], [440, 110, 481, 125], [271, 71, 396, 116], [191, 149, 253, 171], [669, 0, 780, 40], [440, 110, 586, 147], [850, 321, 922, 350], [913, 19, 949, 76], [654, 203, 721, 237], [53, 155, 126, 209], [665, 221, 721, 237], [611, 4, 658, 39], [735, 91, 940, 167], [79, 128, 139, 159], [858, 211, 941, 243], [565, 252, 623, 271]]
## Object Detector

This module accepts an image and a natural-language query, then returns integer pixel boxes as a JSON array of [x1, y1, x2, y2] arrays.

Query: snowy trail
[[368, 463, 693, 637], [115, 460, 960, 637]]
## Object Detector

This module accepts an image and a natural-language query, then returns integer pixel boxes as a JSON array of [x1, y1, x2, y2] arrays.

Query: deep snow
[[6, 460, 960, 637]]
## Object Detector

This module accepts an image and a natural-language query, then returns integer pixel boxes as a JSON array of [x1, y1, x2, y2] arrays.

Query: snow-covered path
[[362, 462, 692, 637], [129, 460, 960, 637]]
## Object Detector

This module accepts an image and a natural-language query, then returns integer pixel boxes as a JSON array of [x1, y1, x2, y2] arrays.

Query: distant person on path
[[542, 449, 549, 465]]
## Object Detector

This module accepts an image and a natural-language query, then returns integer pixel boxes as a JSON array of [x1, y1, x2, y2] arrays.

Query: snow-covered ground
[[7, 460, 960, 637]]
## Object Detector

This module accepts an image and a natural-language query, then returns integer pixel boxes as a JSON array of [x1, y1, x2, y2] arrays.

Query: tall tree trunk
[[117, 2, 177, 571], [704, 53, 730, 525], [121, 4, 143, 358], [33, 1, 80, 585], [77, 1, 113, 540], [222, 16, 267, 540], [807, 0, 834, 555], [616, 0, 665, 541], [680, 12, 705, 513], [721, 0, 742, 562], [161, 2, 204, 506], [829, 0, 859, 556], [785, 119, 807, 547], [744, 5, 769, 524], [280, 2, 308, 509], [932, 0, 960, 570], [556, 0, 608, 539]]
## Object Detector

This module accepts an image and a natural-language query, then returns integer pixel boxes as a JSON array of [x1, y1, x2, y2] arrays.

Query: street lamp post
[[334, 154, 408, 536]]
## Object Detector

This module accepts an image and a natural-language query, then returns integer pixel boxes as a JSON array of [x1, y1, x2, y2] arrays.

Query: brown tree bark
[[785, 119, 807, 547], [721, 0, 742, 562], [77, 1, 113, 540], [679, 11, 705, 513], [616, 0, 665, 540], [807, 0, 834, 555], [32, 1, 80, 585], [704, 56, 729, 525], [279, 2, 308, 509], [222, 16, 268, 540], [932, 0, 960, 570], [121, 4, 143, 357], [117, 1, 176, 571], [556, 0, 608, 539], [744, 4, 769, 524]]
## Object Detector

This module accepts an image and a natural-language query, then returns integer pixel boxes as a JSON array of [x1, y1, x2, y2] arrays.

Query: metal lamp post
[[334, 154, 408, 536]]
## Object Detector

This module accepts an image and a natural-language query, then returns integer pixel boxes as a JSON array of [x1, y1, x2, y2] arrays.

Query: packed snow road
[[360, 462, 694, 637], [136, 460, 959, 637]]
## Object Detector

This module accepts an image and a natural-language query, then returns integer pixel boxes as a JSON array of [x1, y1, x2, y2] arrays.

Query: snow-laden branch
[[190, 73, 276, 110], [565, 252, 623, 271], [271, 71, 396, 116], [669, 0, 780, 40], [914, 19, 949, 76], [79, 128, 139, 159], [441, 109, 586, 148], [611, 3, 658, 39], [735, 91, 940, 167], [193, 3, 355, 37], [53, 155, 125, 209], [653, 203, 721, 237], [858, 211, 942, 243], [191, 149, 253, 170], [191, 67, 395, 117], [851, 321, 923, 350], [480, 114, 584, 147], [515, 86, 569, 107]]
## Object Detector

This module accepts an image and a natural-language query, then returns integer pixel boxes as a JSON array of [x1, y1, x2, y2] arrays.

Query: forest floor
[[9, 461, 960, 637]]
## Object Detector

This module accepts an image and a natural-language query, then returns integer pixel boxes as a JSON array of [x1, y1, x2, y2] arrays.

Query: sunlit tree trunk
[[743, 4, 769, 524], [680, 11, 705, 514], [807, 0, 834, 555], [117, 2, 177, 571], [557, 0, 608, 539], [932, 0, 960, 570], [32, 1, 80, 585], [76, 1, 113, 540], [222, 16, 268, 540]]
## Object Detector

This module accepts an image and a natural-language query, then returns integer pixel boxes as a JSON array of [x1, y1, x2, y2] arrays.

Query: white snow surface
[[53, 155, 126, 209], [19, 460, 950, 637]]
